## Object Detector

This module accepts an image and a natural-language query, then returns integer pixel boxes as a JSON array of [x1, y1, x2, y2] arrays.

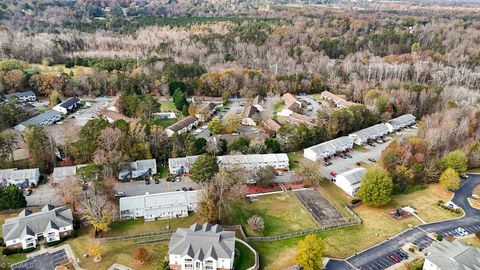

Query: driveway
[[326, 174, 480, 270], [299, 96, 323, 117], [26, 184, 63, 206]]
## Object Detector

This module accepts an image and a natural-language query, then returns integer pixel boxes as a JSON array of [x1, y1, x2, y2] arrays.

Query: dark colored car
[[368, 158, 376, 162], [145, 179, 150, 185], [23, 189, 32, 196], [182, 187, 188, 191]]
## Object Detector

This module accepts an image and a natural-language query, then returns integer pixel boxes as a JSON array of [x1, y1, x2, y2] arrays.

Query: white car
[[455, 227, 468, 236]]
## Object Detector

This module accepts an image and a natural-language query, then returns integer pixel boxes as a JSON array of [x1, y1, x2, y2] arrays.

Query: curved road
[[326, 174, 480, 270]]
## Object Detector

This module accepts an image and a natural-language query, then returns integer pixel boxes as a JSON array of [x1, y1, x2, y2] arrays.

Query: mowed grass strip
[[227, 193, 317, 237], [234, 241, 256, 270], [103, 214, 199, 237]]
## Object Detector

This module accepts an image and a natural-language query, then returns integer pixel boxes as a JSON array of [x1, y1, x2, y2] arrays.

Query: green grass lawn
[[149, 117, 178, 128], [273, 101, 285, 119], [160, 101, 178, 112], [67, 227, 169, 270], [103, 214, 200, 237], [287, 152, 303, 171], [226, 193, 316, 237], [353, 144, 369, 152], [234, 241, 256, 270], [249, 183, 458, 269]]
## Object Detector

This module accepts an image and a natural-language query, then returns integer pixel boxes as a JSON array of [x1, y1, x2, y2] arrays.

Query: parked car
[[154, 178, 160, 184], [175, 176, 181, 182], [367, 142, 376, 147], [368, 158, 376, 162], [182, 187, 188, 191], [345, 153, 353, 158], [188, 187, 194, 191], [388, 255, 400, 263], [460, 174, 469, 179], [115, 191, 126, 197], [455, 227, 468, 236], [330, 171, 337, 177], [23, 189, 32, 196], [356, 161, 361, 166], [145, 178, 150, 185], [277, 171, 283, 176]]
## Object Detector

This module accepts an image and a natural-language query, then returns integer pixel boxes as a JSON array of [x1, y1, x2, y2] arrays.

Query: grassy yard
[[460, 236, 480, 247], [159, 101, 178, 112], [67, 227, 169, 270], [227, 193, 317, 237], [103, 214, 200, 237], [234, 241, 256, 270], [250, 183, 455, 270], [273, 101, 285, 119], [287, 152, 303, 171]]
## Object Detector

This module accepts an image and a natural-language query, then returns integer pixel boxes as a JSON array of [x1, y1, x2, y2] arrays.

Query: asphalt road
[[113, 176, 200, 197], [326, 174, 480, 270]]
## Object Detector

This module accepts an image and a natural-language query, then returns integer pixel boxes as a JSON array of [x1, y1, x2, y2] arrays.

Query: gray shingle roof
[[337, 168, 366, 185], [167, 116, 198, 132], [169, 223, 235, 260], [425, 240, 480, 269], [2, 205, 73, 241], [19, 110, 61, 127], [199, 102, 217, 114], [4, 91, 36, 100], [350, 123, 389, 141], [305, 136, 353, 156], [388, 114, 416, 128]]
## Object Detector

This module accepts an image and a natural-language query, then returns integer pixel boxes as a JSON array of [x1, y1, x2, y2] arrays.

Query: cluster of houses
[[277, 93, 314, 126], [12, 92, 81, 132], [304, 114, 416, 162], [320, 91, 360, 108], [168, 153, 289, 175]]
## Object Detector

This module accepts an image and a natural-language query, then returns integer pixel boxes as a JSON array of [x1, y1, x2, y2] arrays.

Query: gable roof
[[58, 97, 80, 109], [252, 95, 265, 106], [337, 168, 366, 186], [4, 91, 36, 100], [169, 223, 235, 260], [166, 116, 199, 132], [350, 123, 389, 141], [199, 102, 217, 114], [103, 110, 134, 123], [288, 112, 314, 125], [2, 205, 73, 241], [282, 93, 300, 107], [388, 114, 416, 128], [19, 110, 61, 127], [305, 136, 354, 156], [264, 118, 281, 132], [242, 105, 258, 119]]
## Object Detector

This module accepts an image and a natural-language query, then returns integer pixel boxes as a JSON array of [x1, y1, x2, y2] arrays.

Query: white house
[[3, 91, 36, 103], [0, 168, 40, 187], [423, 239, 480, 270], [119, 190, 201, 220], [118, 159, 157, 180], [385, 114, 416, 132], [2, 205, 73, 250], [348, 123, 389, 145], [334, 168, 366, 197], [15, 110, 62, 132], [304, 136, 354, 161], [168, 223, 235, 270], [241, 105, 259, 126], [52, 97, 81, 114], [153, 112, 176, 119], [168, 153, 290, 175], [165, 116, 199, 137]]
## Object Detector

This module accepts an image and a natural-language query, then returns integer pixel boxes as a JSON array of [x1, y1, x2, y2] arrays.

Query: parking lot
[[26, 183, 63, 206], [412, 235, 435, 249], [12, 248, 68, 270], [437, 224, 480, 238], [113, 176, 200, 197], [294, 189, 349, 227], [360, 249, 409, 270], [298, 96, 323, 117], [322, 128, 418, 179]]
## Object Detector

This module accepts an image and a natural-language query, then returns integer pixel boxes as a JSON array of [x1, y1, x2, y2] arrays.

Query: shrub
[[46, 240, 62, 247], [351, 198, 362, 205], [0, 237, 3, 246], [287, 187, 292, 191], [23, 247, 35, 253], [454, 209, 462, 214], [475, 230, 480, 239], [437, 200, 444, 206], [247, 215, 265, 233], [436, 234, 443, 241], [408, 247, 415, 253]]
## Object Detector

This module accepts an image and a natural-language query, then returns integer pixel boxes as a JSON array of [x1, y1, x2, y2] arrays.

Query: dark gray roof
[[58, 97, 80, 109], [242, 105, 258, 118], [388, 114, 416, 127], [4, 91, 35, 100], [169, 223, 235, 260], [2, 205, 73, 241], [167, 116, 198, 132], [19, 110, 61, 127], [337, 168, 366, 185]]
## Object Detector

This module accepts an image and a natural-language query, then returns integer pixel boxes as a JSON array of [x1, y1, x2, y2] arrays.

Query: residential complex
[[118, 159, 157, 180], [15, 110, 62, 132], [166, 116, 199, 137], [386, 114, 416, 132], [2, 91, 36, 103], [52, 97, 81, 114], [168, 223, 235, 270], [320, 91, 359, 108], [349, 123, 389, 145], [119, 190, 201, 220], [168, 153, 289, 174], [303, 136, 354, 161], [334, 168, 367, 197], [241, 105, 259, 126], [0, 168, 40, 187], [52, 164, 88, 182], [2, 205, 74, 249]]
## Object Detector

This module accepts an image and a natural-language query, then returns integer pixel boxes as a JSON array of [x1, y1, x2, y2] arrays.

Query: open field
[[67, 227, 169, 270], [250, 183, 456, 269], [234, 241, 256, 270], [159, 101, 178, 112], [227, 193, 317, 237], [103, 214, 199, 237], [29, 64, 95, 76]]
